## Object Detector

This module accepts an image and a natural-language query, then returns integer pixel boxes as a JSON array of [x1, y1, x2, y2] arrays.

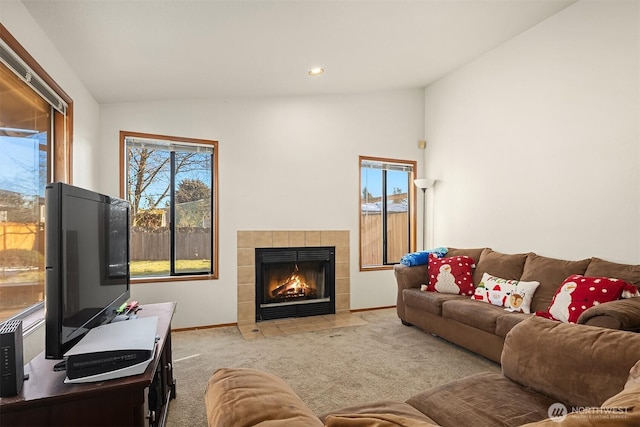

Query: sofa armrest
[[502, 316, 640, 408], [394, 264, 428, 290], [578, 297, 640, 331], [205, 368, 323, 427], [394, 264, 428, 321]]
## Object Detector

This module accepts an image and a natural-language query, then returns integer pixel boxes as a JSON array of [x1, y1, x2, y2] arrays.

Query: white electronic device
[[63, 316, 158, 384]]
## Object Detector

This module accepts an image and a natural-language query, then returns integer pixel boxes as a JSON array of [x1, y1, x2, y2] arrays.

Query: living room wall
[[423, 0, 639, 264], [99, 90, 425, 328]]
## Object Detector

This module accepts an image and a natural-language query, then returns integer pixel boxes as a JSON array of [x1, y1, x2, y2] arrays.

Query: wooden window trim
[[119, 130, 219, 282], [359, 155, 417, 271], [0, 24, 73, 328], [1, 24, 73, 183]]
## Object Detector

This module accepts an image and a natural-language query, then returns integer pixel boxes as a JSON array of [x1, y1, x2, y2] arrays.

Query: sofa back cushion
[[501, 316, 640, 408], [445, 247, 486, 262], [205, 368, 323, 427], [520, 254, 591, 313], [585, 257, 640, 288], [473, 249, 529, 286]]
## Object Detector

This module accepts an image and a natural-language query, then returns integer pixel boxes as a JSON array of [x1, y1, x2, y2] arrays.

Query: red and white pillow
[[472, 273, 540, 314], [536, 274, 639, 323], [426, 254, 476, 296]]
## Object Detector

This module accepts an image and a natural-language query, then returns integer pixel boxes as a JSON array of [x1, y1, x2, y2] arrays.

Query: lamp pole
[[414, 178, 435, 251], [420, 187, 427, 251]]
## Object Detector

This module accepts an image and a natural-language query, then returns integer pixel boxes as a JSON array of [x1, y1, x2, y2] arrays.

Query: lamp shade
[[414, 178, 435, 189]]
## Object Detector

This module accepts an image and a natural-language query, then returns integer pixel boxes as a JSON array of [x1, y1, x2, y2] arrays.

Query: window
[[0, 25, 72, 325], [121, 131, 218, 281], [359, 156, 416, 270]]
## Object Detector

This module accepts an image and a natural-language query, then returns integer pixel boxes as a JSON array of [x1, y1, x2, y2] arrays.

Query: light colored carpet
[[166, 308, 500, 427]]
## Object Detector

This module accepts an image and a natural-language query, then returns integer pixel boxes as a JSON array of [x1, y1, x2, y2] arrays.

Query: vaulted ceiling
[[21, 0, 576, 104]]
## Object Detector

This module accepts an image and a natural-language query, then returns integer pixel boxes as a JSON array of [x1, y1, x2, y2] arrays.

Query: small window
[[121, 132, 218, 281], [359, 156, 416, 270]]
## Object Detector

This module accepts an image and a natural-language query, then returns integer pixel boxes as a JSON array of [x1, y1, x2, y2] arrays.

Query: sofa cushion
[[520, 254, 591, 313], [426, 254, 475, 296], [441, 299, 504, 334], [502, 316, 640, 408], [473, 249, 529, 286], [473, 272, 540, 314], [585, 257, 640, 287], [406, 372, 555, 427], [445, 247, 487, 262], [403, 288, 466, 316], [205, 368, 323, 427], [603, 381, 640, 415], [321, 400, 439, 426], [324, 413, 439, 427], [495, 312, 532, 338], [577, 297, 640, 330], [537, 274, 638, 324]]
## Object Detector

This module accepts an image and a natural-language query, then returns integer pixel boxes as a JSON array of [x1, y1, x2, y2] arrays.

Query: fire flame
[[271, 265, 311, 298]]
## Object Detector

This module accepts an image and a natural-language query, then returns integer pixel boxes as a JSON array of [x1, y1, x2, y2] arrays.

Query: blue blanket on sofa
[[399, 247, 448, 266]]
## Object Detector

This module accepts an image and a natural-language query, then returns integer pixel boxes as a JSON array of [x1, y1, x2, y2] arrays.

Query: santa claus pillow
[[536, 274, 639, 323], [471, 273, 540, 314], [426, 254, 476, 296]]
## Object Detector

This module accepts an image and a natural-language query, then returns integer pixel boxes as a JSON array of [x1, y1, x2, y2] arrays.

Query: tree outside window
[[359, 156, 416, 270], [121, 132, 218, 280]]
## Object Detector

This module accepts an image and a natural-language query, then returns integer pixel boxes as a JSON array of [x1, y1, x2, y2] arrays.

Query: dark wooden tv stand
[[0, 302, 177, 427]]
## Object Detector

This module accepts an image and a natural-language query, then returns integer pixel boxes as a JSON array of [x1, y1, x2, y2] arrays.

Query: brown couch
[[395, 248, 640, 363], [205, 316, 640, 426]]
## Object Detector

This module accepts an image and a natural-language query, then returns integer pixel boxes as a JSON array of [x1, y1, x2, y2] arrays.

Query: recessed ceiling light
[[308, 67, 324, 76]]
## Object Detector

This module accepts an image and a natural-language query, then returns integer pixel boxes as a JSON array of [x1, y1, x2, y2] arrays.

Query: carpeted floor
[[166, 308, 500, 427]]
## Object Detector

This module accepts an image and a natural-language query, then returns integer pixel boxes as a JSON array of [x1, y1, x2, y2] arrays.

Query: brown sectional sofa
[[205, 316, 640, 426], [396, 247, 640, 363]]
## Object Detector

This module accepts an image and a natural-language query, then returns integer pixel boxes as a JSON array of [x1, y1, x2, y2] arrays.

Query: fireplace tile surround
[[237, 230, 350, 325]]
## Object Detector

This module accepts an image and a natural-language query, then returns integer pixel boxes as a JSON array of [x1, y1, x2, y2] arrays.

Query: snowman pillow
[[472, 272, 540, 314], [426, 254, 476, 296], [536, 274, 639, 323]]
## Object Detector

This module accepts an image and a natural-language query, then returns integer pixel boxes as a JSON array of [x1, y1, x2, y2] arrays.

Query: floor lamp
[[414, 178, 435, 251]]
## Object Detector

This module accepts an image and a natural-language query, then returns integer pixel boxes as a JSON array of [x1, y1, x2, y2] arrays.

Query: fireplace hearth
[[255, 246, 335, 321]]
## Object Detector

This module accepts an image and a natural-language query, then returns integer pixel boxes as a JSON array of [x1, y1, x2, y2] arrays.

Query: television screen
[[45, 182, 130, 360]]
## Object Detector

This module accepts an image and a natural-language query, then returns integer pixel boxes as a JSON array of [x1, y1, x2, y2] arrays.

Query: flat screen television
[[45, 182, 130, 361]]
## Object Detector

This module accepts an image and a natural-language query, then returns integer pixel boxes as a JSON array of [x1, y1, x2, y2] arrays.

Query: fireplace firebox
[[255, 246, 335, 321]]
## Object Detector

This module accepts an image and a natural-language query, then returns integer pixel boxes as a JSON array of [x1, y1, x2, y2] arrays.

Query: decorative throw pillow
[[471, 272, 540, 314], [537, 274, 639, 324], [426, 254, 476, 296]]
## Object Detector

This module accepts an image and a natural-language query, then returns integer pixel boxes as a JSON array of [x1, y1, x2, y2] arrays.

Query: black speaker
[[0, 319, 24, 397]]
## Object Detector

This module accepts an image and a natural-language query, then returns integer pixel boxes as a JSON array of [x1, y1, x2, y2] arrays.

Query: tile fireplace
[[236, 230, 350, 325]]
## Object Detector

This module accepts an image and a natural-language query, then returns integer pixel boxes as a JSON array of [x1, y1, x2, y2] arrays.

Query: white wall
[[424, 0, 639, 264], [99, 90, 426, 328]]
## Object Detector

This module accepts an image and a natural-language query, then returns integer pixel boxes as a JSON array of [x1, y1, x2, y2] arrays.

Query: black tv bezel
[[44, 182, 130, 360]]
